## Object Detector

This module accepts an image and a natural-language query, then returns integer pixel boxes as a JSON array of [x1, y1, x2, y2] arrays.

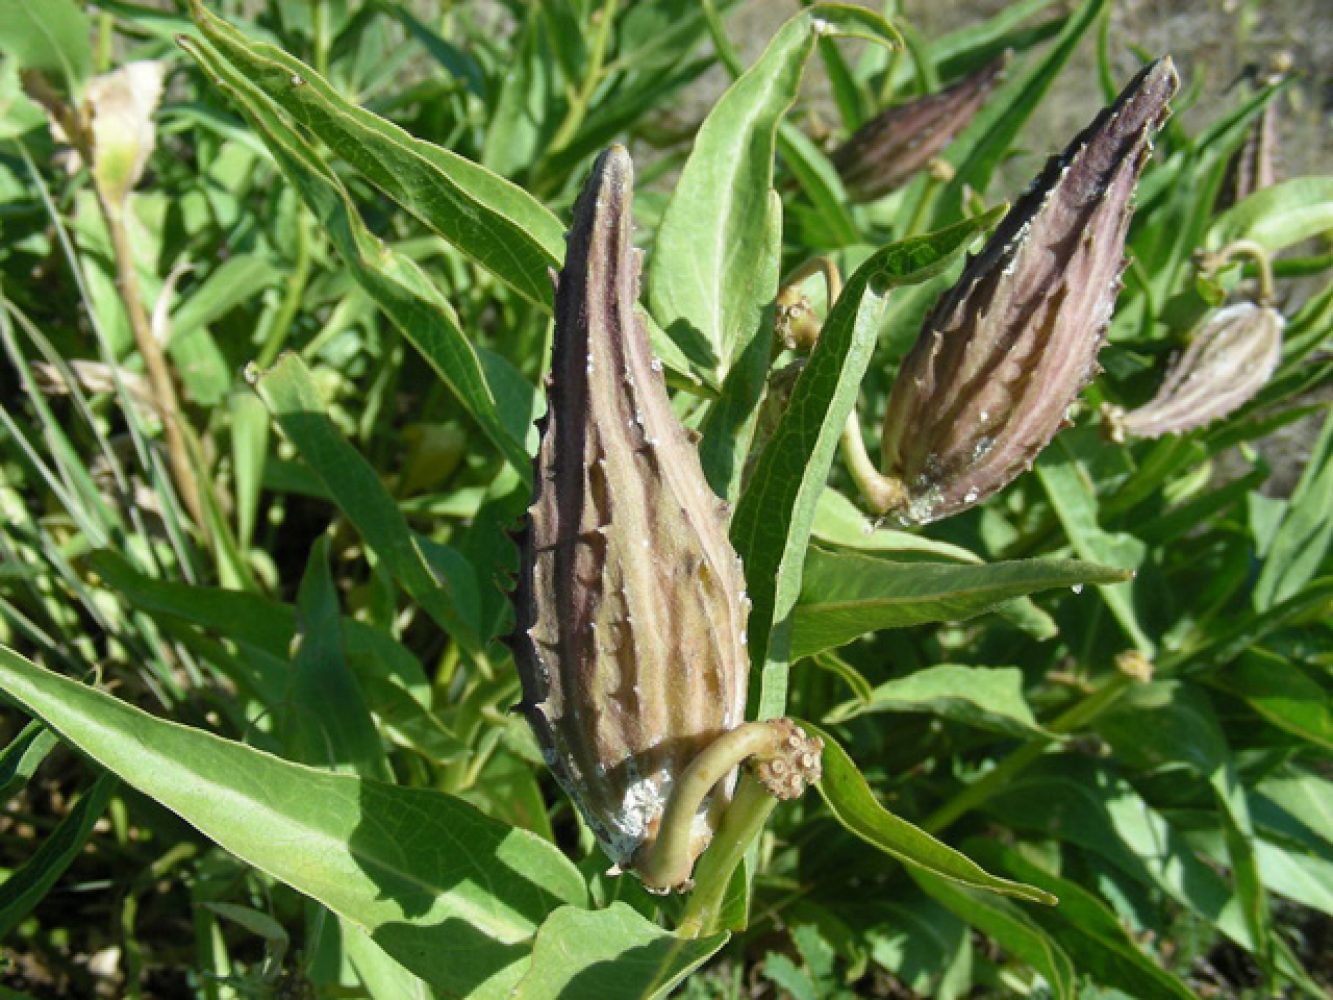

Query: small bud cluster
[[752, 720, 824, 801]]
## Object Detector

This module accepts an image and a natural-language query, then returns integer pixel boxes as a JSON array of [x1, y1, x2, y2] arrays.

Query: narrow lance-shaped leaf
[[648, 4, 900, 376], [878, 58, 1179, 523], [731, 210, 1004, 719], [179, 35, 532, 479], [791, 547, 1129, 660], [188, 0, 565, 308], [512, 147, 751, 880], [805, 723, 1055, 905], [254, 354, 484, 654], [0, 647, 588, 996]]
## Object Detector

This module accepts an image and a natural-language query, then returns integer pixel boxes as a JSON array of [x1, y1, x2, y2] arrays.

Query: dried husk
[[512, 147, 751, 877], [1107, 301, 1283, 440], [878, 58, 1179, 524], [831, 54, 1007, 201]]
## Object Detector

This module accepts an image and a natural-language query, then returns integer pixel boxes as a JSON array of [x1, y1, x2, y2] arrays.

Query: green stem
[[256, 211, 311, 370], [312, 0, 330, 78], [676, 774, 776, 938], [636, 722, 785, 891], [841, 412, 908, 515], [544, 0, 621, 158], [1199, 239, 1277, 305], [700, 0, 744, 79], [922, 673, 1132, 835]]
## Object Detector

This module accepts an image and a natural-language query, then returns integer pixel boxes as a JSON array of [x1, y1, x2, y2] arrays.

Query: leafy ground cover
[[0, 0, 1329, 997]]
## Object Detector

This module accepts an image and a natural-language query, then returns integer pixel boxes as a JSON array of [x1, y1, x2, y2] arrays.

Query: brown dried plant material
[[831, 54, 1007, 201], [1105, 302, 1284, 441], [876, 58, 1179, 524], [512, 147, 751, 878]]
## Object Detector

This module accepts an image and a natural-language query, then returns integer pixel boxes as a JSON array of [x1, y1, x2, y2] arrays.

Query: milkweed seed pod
[[1104, 301, 1283, 441], [1217, 98, 1279, 212], [877, 58, 1179, 524], [831, 54, 1007, 202], [512, 147, 751, 882]]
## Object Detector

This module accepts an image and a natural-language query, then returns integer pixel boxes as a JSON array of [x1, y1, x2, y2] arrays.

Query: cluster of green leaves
[[0, 0, 1329, 997]]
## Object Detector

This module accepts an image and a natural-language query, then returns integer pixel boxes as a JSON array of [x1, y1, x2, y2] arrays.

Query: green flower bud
[[1105, 302, 1283, 441], [512, 147, 752, 881], [831, 55, 1007, 201], [877, 58, 1179, 523]]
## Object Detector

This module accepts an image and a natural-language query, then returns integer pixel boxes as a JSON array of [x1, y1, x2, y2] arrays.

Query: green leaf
[[1254, 410, 1333, 609], [696, 191, 781, 501], [169, 254, 280, 342], [0, 774, 115, 939], [1036, 442, 1154, 654], [0, 0, 90, 91], [0, 647, 588, 996], [511, 903, 727, 999], [286, 537, 392, 780], [911, 872, 1076, 1000], [480, 5, 556, 180], [967, 839, 1197, 1000], [1209, 649, 1333, 750], [824, 664, 1051, 738], [806, 723, 1055, 905], [180, 36, 532, 478], [810, 488, 982, 562], [187, 0, 565, 308], [791, 547, 1127, 660], [254, 354, 483, 652], [87, 549, 432, 710], [985, 757, 1260, 951], [1206, 177, 1333, 255], [648, 4, 898, 375], [0, 721, 58, 802], [732, 210, 1002, 719]]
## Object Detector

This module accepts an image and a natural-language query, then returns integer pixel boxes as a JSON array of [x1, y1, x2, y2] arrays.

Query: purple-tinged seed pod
[[831, 54, 1008, 201], [511, 146, 751, 883], [1105, 302, 1283, 441], [877, 58, 1179, 524], [1217, 99, 1279, 212]]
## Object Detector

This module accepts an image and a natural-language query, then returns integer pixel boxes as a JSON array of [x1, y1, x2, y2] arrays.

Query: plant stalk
[[101, 197, 206, 535], [676, 773, 776, 938]]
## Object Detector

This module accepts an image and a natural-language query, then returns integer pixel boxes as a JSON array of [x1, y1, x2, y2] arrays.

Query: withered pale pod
[[1103, 301, 1284, 441], [511, 147, 820, 893]]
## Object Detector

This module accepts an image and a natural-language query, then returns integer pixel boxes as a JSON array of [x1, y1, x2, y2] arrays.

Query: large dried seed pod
[[1105, 301, 1284, 440], [831, 55, 1007, 202], [877, 58, 1179, 524], [512, 147, 751, 880]]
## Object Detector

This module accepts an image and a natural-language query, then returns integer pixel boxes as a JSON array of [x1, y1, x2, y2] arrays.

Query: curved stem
[[635, 722, 784, 892], [1199, 239, 1277, 305], [840, 412, 908, 515], [675, 774, 776, 938]]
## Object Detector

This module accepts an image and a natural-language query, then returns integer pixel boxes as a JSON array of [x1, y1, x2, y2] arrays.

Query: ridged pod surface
[[512, 147, 751, 876], [1218, 100, 1278, 211], [878, 58, 1179, 524], [1109, 302, 1284, 440], [831, 55, 1007, 201]]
